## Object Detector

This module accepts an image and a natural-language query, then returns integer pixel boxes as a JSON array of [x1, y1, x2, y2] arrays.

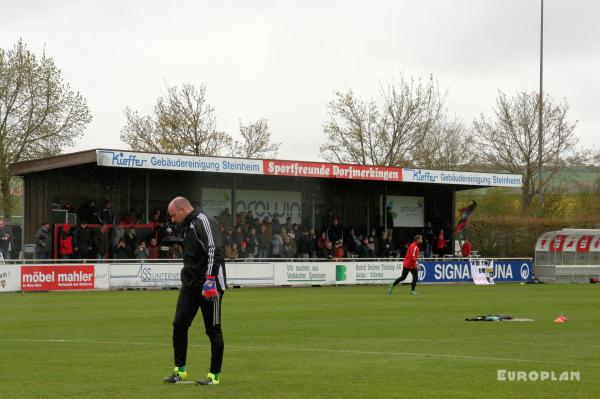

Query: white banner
[[97, 150, 263, 174], [235, 189, 302, 224], [95, 264, 110, 290], [402, 168, 522, 188], [201, 188, 232, 219], [386, 196, 424, 227], [469, 259, 495, 285], [0, 265, 21, 292], [227, 262, 274, 286], [273, 262, 336, 285], [109, 263, 182, 288]]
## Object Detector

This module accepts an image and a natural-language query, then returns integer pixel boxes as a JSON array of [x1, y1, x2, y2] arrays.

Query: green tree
[[0, 40, 91, 216], [121, 83, 231, 156]]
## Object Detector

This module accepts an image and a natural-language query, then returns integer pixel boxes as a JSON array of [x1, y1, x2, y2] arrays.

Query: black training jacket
[[180, 209, 226, 292]]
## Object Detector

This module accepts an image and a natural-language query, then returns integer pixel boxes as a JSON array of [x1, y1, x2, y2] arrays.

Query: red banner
[[576, 236, 594, 253], [549, 235, 567, 252], [21, 265, 95, 292], [263, 160, 402, 181]]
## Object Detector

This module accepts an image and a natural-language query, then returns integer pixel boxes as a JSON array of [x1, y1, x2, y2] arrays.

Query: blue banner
[[417, 259, 532, 283]]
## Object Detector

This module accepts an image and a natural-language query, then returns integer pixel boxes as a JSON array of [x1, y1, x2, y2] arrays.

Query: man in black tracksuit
[[163, 197, 226, 385]]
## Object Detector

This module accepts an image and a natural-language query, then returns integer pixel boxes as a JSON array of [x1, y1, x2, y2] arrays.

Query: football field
[[2, 284, 599, 399]]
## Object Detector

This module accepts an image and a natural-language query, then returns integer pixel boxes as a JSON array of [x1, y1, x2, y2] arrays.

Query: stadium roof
[[10, 148, 523, 188]]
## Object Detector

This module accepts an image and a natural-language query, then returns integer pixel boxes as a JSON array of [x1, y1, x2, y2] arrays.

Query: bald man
[[162, 197, 226, 386]]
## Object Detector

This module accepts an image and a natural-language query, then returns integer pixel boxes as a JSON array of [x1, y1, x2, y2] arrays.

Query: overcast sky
[[2, 0, 599, 162]]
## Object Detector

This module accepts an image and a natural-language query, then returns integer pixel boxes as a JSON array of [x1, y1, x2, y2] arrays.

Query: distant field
[[2, 284, 599, 399]]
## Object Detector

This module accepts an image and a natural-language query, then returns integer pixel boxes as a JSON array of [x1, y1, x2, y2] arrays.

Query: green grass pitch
[[1, 284, 599, 399]]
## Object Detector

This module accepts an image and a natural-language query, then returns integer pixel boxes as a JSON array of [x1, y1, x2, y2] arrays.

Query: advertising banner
[[0, 265, 21, 292], [386, 196, 425, 227], [109, 263, 182, 288], [21, 265, 96, 291], [273, 262, 336, 285], [263, 160, 402, 182], [201, 188, 232, 219], [402, 168, 522, 188], [227, 262, 274, 286], [97, 150, 263, 175], [235, 189, 302, 224], [417, 259, 532, 283]]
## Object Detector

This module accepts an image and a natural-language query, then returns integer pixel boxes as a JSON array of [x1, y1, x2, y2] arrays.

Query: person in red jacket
[[388, 235, 423, 295], [461, 238, 472, 257], [59, 224, 74, 259]]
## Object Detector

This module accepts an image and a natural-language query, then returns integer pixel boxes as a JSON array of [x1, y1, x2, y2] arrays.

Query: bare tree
[[473, 91, 578, 210], [320, 75, 444, 166], [121, 83, 231, 156], [0, 40, 91, 216], [228, 118, 280, 159], [411, 118, 476, 170]]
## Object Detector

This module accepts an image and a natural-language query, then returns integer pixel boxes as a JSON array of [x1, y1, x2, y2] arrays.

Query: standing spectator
[[80, 200, 100, 224], [34, 222, 52, 259], [308, 228, 317, 258], [296, 228, 309, 258], [111, 220, 126, 257], [461, 238, 472, 257], [124, 227, 138, 256], [316, 231, 331, 258], [257, 225, 270, 259], [283, 217, 294, 234], [435, 229, 448, 256], [0, 220, 11, 259], [271, 233, 283, 258], [99, 200, 115, 225], [218, 208, 233, 229], [386, 206, 394, 231], [271, 214, 282, 235], [327, 217, 343, 244], [74, 222, 94, 259], [58, 223, 73, 259], [246, 227, 259, 259], [280, 234, 294, 259], [95, 223, 110, 260], [422, 221, 435, 258], [379, 231, 393, 258]]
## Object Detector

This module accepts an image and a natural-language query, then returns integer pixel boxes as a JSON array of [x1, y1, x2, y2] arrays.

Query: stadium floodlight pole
[[538, 0, 544, 205]]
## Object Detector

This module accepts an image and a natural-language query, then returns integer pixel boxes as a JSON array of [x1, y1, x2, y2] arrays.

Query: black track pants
[[172, 288, 224, 374]]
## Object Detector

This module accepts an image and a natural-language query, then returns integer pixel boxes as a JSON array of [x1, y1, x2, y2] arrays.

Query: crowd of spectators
[[50, 200, 463, 261]]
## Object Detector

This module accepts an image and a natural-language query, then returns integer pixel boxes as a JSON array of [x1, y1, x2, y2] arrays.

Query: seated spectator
[[135, 241, 150, 259], [114, 238, 132, 259], [333, 239, 344, 260], [238, 240, 249, 259], [170, 243, 183, 259], [357, 237, 374, 258], [148, 237, 160, 259], [232, 226, 245, 247], [225, 243, 238, 260]]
